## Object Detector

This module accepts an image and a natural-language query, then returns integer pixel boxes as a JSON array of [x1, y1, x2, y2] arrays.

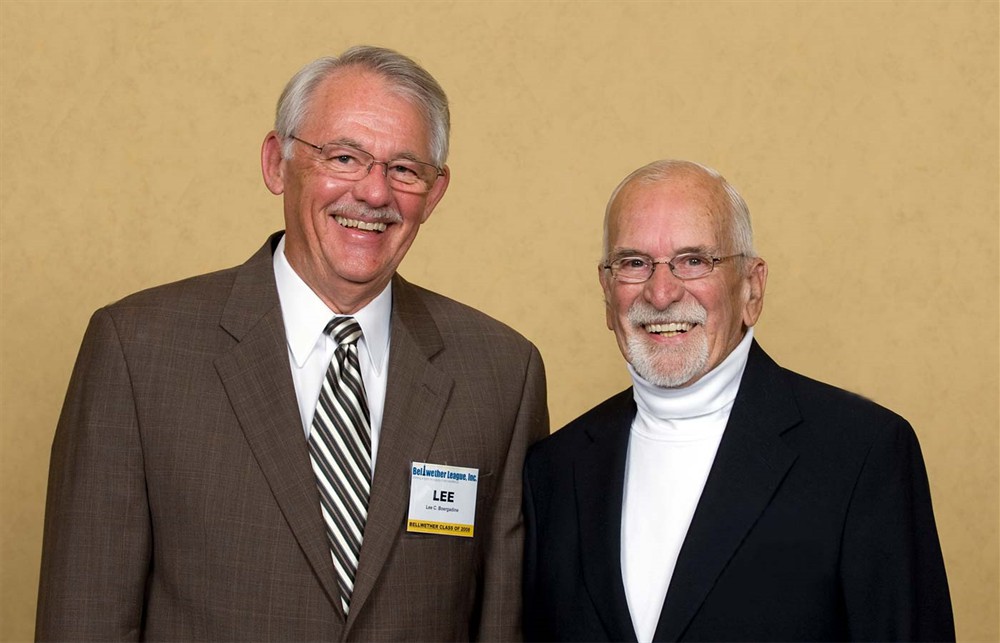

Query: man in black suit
[[523, 159, 954, 642]]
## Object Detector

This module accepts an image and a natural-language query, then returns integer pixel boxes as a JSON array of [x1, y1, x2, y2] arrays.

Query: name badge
[[407, 462, 478, 537]]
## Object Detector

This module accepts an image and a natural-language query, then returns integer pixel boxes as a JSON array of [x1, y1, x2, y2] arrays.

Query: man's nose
[[643, 264, 686, 309], [350, 161, 393, 207]]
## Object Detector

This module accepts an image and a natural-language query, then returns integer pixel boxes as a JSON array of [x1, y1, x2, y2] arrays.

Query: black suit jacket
[[523, 341, 953, 642]]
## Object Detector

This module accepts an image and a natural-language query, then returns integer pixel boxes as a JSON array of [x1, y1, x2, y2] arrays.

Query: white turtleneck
[[621, 328, 755, 643]]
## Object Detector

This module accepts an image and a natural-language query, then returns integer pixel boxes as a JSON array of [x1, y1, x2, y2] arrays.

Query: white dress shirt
[[272, 235, 391, 470]]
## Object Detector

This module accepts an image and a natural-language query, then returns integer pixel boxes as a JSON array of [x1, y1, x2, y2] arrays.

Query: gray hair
[[274, 45, 450, 167], [602, 159, 756, 262]]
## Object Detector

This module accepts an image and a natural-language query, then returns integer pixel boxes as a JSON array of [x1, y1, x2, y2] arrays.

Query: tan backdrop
[[1, 2, 996, 640]]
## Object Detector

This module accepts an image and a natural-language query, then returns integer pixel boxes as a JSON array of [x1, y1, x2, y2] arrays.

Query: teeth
[[335, 216, 387, 232], [645, 322, 694, 335]]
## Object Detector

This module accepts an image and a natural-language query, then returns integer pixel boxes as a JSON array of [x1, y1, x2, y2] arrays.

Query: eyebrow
[[328, 137, 366, 151], [607, 248, 651, 261], [608, 245, 715, 260], [326, 137, 428, 164]]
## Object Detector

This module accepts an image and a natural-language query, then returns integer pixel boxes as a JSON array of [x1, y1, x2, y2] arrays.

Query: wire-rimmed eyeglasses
[[289, 136, 444, 194], [602, 253, 745, 283]]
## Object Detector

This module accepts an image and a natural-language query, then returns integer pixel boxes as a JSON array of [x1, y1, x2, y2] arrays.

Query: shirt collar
[[272, 234, 391, 373]]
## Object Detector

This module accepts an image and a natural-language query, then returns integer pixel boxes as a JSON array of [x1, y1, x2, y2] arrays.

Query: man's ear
[[261, 131, 286, 195], [741, 257, 768, 327], [418, 164, 450, 223], [599, 263, 615, 331]]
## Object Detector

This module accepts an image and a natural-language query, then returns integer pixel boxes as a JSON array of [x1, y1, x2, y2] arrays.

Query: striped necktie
[[307, 316, 371, 615]]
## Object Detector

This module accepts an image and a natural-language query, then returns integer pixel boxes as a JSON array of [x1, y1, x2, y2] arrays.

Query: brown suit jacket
[[36, 233, 549, 641]]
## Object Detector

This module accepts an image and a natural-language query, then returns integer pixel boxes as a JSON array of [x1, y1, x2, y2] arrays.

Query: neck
[[629, 327, 754, 420], [284, 254, 388, 316]]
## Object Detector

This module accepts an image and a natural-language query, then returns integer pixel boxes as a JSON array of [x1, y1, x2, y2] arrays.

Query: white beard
[[625, 300, 709, 388]]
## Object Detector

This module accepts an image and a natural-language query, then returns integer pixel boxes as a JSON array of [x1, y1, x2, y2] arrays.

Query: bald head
[[602, 160, 755, 263]]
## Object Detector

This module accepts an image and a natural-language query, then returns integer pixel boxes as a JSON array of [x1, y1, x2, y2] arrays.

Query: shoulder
[[109, 264, 241, 309], [750, 345, 918, 459], [394, 276, 538, 355], [527, 388, 633, 467], [783, 367, 910, 435], [97, 264, 241, 334], [94, 235, 276, 340], [65, 263, 251, 398], [746, 341, 909, 429]]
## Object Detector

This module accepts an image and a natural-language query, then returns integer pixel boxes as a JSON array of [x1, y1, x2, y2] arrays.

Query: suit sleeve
[[839, 416, 955, 642], [473, 344, 549, 641], [36, 308, 151, 641]]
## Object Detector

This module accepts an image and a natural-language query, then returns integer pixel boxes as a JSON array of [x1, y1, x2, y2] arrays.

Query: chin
[[637, 365, 704, 388], [628, 337, 709, 388]]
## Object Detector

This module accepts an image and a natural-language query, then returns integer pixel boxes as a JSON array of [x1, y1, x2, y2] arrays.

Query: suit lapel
[[214, 234, 344, 617], [576, 390, 640, 643], [345, 276, 454, 631], [654, 341, 800, 642]]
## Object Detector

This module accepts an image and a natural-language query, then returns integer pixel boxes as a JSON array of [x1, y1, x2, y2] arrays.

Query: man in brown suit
[[36, 46, 548, 641]]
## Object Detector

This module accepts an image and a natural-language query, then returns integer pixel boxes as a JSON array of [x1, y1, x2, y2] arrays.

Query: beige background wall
[[1, 1, 996, 640]]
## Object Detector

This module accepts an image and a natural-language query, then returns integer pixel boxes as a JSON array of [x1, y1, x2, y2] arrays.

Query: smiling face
[[261, 68, 450, 313], [600, 169, 767, 387]]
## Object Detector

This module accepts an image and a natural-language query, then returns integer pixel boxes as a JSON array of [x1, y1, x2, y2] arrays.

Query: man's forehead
[[610, 176, 728, 244], [298, 68, 432, 157], [306, 70, 424, 125]]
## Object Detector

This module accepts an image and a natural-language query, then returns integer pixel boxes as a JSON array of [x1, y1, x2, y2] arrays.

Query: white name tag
[[407, 462, 479, 537]]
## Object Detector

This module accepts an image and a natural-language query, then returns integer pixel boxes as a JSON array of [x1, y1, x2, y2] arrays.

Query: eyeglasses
[[289, 136, 444, 194], [602, 253, 745, 283]]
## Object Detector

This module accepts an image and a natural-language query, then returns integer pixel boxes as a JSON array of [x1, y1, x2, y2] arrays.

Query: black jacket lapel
[[654, 341, 799, 641], [576, 389, 641, 642]]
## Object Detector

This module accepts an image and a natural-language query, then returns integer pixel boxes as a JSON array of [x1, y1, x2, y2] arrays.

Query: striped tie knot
[[326, 317, 363, 346]]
